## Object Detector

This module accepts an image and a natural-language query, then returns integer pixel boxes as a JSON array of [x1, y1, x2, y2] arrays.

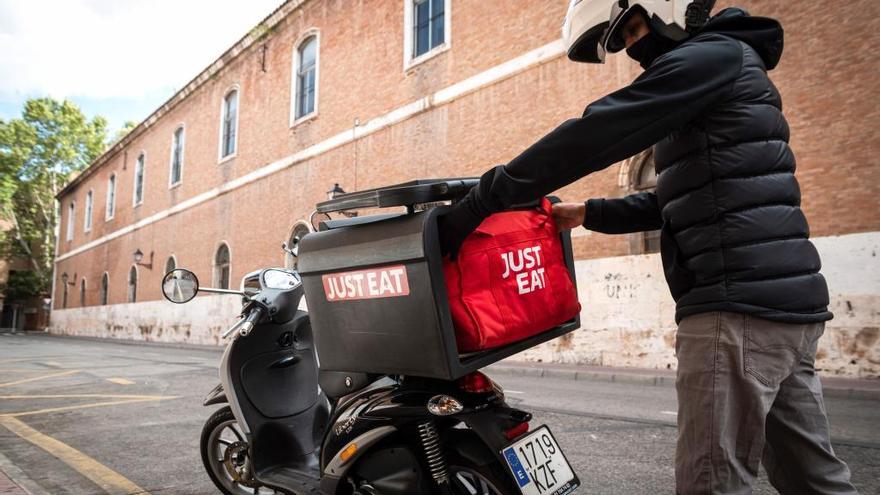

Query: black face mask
[[625, 30, 679, 69]]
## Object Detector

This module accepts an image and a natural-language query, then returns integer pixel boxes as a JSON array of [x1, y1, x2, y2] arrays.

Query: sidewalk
[[486, 361, 880, 400], [0, 451, 39, 495], [0, 471, 29, 495]]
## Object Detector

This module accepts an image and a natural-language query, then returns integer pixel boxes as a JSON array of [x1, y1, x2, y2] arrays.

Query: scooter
[[161, 181, 581, 495]]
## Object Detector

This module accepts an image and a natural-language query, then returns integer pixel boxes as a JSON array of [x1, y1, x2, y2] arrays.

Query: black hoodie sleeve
[[583, 193, 662, 234], [469, 36, 744, 218]]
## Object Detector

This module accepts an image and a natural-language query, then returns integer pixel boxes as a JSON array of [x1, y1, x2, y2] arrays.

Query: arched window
[[285, 222, 312, 269], [84, 190, 93, 232], [79, 278, 86, 307], [220, 89, 238, 159], [128, 266, 138, 303], [106, 173, 117, 219], [294, 35, 318, 121], [214, 243, 231, 289], [165, 255, 176, 274], [66, 201, 75, 241], [100, 272, 109, 305], [170, 126, 184, 186], [61, 273, 69, 308], [634, 156, 658, 191], [629, 150, 660, 254], [133, 152, 146, 205]]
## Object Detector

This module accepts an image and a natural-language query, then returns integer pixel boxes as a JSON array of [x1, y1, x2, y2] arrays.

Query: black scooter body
[[208, 309, 528, 494], [219, 310, 329, 490], [189, 179, 578, 494]]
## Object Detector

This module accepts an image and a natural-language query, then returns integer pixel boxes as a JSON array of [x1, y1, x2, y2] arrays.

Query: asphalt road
[[0, 333, 877, 494]]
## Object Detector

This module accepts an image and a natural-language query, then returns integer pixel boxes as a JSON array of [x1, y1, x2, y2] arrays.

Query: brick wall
[[52, 0, 880, 369]]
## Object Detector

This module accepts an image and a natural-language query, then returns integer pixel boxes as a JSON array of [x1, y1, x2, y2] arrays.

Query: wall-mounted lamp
[[327, 183, 346, 200], [327, 183, 358, 218], [133, 249, 154, 270]]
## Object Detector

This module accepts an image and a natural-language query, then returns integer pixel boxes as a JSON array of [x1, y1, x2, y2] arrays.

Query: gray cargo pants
[[675, 311, 857, 494]]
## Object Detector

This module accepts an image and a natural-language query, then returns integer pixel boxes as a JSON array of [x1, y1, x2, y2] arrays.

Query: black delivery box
[[296, 179, 580, 380]]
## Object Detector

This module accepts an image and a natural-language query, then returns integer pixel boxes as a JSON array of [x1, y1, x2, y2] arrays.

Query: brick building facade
[[51, 0, 880, 376]]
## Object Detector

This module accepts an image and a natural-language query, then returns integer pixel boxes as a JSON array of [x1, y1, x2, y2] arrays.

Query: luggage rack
[[316, 178, 479, 214]]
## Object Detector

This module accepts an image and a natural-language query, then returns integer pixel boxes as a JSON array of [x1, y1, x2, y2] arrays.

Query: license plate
[[501, 426, 580, 495]]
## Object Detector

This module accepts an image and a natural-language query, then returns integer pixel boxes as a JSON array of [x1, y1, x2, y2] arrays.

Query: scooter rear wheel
[[446, 454, 517, 495], [201, 406, 281, 495]]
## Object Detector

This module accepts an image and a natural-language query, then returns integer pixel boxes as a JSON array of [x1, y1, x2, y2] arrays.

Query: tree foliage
[[0, 271, 44, 303], [109, 120, 137, 146], [0, 98, 108, 299]]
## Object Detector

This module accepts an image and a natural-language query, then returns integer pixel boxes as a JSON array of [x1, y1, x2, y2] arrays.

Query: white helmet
[[562, 0, 715, 63]]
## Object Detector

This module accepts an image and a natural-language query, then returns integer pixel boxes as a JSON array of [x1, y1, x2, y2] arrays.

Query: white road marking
[[660, 410, 678, 416], [105, 378, 135, 386]]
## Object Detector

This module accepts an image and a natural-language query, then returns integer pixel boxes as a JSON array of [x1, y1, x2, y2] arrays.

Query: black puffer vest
[[654, 33, 831, 324]]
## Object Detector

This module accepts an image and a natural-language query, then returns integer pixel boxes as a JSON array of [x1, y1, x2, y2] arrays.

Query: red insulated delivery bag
[[443, 198, 581, 352]]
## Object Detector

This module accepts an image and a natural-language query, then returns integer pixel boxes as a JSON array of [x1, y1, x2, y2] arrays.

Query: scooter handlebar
[[221, 305, 265, 339], [238, 306, 264, 337]]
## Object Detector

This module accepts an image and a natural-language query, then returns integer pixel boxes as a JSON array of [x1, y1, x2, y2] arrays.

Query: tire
[[446, 453, 519, 495], [200, 406, 281, 495]]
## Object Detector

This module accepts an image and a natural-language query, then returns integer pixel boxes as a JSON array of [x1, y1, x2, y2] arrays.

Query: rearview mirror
[[162, 268, 199, 304]]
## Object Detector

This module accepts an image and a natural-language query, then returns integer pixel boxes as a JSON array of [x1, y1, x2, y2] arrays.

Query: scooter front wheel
[[200, 406, 281, 495]]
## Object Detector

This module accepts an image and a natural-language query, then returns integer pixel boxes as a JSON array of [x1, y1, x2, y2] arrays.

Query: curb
[[0, 450, 43, 495], [487, 362, 676, 387], [486, 362, 880, 400]]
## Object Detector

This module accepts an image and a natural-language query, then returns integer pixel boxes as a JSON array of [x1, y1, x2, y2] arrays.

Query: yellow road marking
[[0, 416, 150, 495], [0, 370, 80, 388], [1, 397, 179, 418], [106, 378, 135, 386]]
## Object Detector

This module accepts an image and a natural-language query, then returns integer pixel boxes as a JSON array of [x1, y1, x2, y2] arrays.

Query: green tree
[[109, 120, 137, 146], [0, 98, 108, 300]]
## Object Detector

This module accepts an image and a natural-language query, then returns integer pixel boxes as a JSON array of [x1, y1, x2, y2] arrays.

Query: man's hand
[[552, 202, 586, 231]]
